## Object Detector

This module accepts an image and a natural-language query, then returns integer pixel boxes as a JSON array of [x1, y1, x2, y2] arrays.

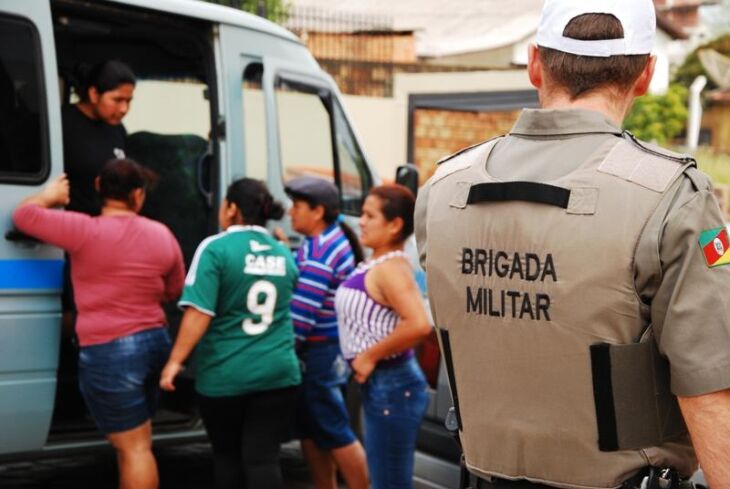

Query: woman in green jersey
[[160, 178, 300, 489]]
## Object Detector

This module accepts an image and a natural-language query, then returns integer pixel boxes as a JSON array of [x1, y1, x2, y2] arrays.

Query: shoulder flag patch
[[699, 226, 730, 268]]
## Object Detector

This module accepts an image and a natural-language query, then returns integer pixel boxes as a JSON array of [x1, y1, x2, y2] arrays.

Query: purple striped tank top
[[334, 251, 414, 363]]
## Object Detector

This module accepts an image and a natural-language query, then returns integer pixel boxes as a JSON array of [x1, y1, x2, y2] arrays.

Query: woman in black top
[[57, 61, 137, 417], [63, 60, 136, 216]]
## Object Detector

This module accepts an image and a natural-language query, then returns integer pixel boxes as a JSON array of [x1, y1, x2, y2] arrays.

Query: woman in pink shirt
[[13, 159, 185, 489]]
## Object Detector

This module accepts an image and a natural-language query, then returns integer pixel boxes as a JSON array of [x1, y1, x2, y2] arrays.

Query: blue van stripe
[[0, 260, 64, 290]]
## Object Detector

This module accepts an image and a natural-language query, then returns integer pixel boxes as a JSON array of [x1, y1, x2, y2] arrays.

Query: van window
[[123, 79, 210, 138], [0, 15, 47, 183], [333, 101, 370, 215], [242, 63, 267, 180], [122, 77, 213, 266], [275, 79, 334, 182]]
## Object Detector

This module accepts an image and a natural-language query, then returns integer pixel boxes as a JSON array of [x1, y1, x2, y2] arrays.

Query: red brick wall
[[305, 31, 417, 63], [413, 108, 521, 181]]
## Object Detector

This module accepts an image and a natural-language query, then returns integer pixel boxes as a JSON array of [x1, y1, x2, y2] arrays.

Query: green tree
[[623, 84, 689, 145], [202, 0, 290, 23], [674, 33, 730, 90]]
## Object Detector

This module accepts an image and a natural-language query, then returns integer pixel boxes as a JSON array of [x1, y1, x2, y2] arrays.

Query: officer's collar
[[510, 108, 623, 137]]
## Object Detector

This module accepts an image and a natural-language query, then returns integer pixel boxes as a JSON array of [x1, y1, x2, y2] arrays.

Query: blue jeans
[[78, 327, 171, 434], [362, 357, 429, 489], [295, 342, 357, 450]]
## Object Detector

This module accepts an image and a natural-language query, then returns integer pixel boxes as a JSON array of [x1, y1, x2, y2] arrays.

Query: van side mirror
[[395, 163, 419, 197]]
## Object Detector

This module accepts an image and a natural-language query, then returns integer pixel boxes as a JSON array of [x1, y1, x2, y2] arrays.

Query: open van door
[[0, 0, 64, 454], [218, 24, 373, 226]]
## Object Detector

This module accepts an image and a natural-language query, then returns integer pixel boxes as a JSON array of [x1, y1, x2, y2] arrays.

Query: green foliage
[[202, 0, 290, 23], [623, 84, 688, 145], [696, 147, 730, 185], [674, 34, 730, 90]]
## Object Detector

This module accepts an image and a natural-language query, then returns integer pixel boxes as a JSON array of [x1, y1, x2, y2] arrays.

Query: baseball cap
[[536, 0, 656, 57], [284, 176, 340, 211]]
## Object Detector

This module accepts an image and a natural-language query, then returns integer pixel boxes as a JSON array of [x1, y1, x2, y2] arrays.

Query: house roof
[[288, 0, 693, 58], [287, 0, 542, 58]]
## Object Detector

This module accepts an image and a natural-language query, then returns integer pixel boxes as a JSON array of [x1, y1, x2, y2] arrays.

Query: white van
[[0, 0, 422, 459]]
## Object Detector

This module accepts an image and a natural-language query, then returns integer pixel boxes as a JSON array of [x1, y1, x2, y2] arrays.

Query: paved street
[[0, 442, 328, 489]]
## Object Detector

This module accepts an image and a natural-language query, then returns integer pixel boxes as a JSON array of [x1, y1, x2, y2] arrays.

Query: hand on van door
[[18, 174, 71, 208]]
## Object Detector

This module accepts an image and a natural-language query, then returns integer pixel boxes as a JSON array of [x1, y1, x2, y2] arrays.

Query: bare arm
[[159, 307, 212, 391], [12, 174, 93, 252], [163, 236, 186, 302], [678, 389, 730, 488], [351, 258, 432, 383], [18, 174, 70, 208]]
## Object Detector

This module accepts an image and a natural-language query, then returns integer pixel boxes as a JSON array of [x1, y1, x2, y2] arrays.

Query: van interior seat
[[125, 131, 210, 266]]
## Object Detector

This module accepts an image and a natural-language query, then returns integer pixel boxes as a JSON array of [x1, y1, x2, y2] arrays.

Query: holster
[[590, 339, 687, 451]]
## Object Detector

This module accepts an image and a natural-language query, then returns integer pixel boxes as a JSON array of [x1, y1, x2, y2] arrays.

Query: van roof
[[104, 0, 302, 44]]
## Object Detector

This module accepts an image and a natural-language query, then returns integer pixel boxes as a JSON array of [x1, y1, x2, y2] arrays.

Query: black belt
[[470, 476, 554, 489], [468, 467, 693, 489]]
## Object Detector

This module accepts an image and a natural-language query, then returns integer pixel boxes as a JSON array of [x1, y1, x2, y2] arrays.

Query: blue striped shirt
[[291, 223, 355, 341]]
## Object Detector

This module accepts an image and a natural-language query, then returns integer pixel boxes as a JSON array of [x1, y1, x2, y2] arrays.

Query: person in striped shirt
[[284, 176, 368, 489]]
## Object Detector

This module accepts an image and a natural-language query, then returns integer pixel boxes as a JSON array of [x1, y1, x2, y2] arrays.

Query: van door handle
[[5, 228, 42, 245], [196, 151, 213, 208]]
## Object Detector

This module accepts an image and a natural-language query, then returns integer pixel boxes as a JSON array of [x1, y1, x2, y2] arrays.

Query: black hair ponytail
[[338, 220, 365, 265], [226, 178, 283, 226], [316, 199, 364, 265]]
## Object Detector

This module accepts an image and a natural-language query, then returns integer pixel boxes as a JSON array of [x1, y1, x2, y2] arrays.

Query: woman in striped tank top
[[335, 185, 432, 489]]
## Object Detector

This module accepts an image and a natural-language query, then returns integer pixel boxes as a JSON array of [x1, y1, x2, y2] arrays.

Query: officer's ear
[[632, 55, 656, 98], [527, 44, 543, 90]]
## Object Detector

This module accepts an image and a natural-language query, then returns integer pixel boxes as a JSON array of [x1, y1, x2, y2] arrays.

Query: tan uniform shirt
[[417, 108, 730, 399]]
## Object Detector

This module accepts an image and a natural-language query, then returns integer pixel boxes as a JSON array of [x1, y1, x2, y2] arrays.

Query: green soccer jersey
[[179, 225, 301, 397]]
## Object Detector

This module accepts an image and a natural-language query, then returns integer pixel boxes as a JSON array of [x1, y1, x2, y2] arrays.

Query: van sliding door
[[0, 1, 63, 455]]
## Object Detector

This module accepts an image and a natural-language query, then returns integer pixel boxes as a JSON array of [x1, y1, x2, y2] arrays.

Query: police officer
[[415, 1, 730, 488]]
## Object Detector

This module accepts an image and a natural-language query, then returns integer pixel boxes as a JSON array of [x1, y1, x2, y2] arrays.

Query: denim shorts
[[295, 341, 357, 450], [78, 327, 171, 435]]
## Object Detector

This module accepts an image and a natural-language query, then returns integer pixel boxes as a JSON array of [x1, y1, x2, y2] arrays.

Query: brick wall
[[413, 108, 521, 181], [304, 31, 417, 63], [703, 102, 730, 154]]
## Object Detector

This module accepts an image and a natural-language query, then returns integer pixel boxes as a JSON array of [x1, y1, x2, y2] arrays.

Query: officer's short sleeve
[[414, 179, 432, 270], [178, 242, 220, 317], [652, 181, 730, 397]]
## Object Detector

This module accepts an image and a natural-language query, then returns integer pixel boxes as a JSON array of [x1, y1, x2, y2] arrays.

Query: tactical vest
[[423, 135, 697, 489]]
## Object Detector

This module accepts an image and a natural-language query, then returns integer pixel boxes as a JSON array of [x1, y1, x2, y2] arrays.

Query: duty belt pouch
[[590, 340, 686, 451]]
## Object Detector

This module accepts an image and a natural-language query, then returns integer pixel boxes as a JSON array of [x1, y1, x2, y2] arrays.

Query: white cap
[[536, 0, 656, 57]]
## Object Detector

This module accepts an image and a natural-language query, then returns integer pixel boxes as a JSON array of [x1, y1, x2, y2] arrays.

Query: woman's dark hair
[[338, 220, 365, 265], [226, 178, 284, 226], [98, 158, 156, 207], [75, 60, 136, 102], [368, 184, 416, 244]]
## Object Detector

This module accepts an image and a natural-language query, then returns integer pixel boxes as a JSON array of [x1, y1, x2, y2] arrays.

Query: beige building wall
[[341, 95, 408, 182], [341, 69, 532, 181], [393, 69, 531, 98], [423, 45, 516, 68]]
